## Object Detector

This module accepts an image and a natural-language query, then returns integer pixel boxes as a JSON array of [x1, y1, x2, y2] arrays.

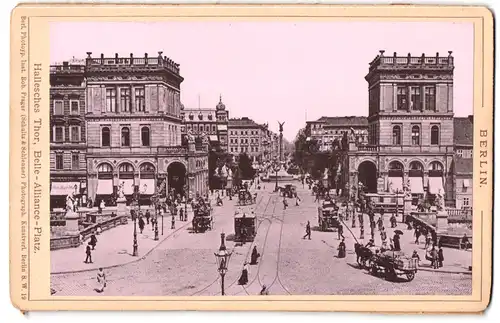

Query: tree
[[238, 153, 256, 180]]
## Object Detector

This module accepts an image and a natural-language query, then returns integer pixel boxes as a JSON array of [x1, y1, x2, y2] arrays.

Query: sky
[[50, 21, 474, 141]]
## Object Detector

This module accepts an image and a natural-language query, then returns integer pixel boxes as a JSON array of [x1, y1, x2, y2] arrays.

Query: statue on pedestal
[[118, 181, 126, 199], [435, 190, 445, 211], [66, 193, 75, 212], [186, 129, 195, 143], [403, 178, 411, 199]]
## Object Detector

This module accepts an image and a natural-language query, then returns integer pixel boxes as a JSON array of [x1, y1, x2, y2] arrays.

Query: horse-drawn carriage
[[234, 212, 256, 244], [191, 199, 213, 233], [369, 250, 418, 281], [282, 184, 296, 198], [237, 189, 257, 206], [317, 200, 341, 231], [354, 244, 417, 282]]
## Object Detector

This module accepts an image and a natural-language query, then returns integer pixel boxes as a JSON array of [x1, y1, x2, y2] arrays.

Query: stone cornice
[[368, 112, 454, 122], [85, 114, 182, 123]]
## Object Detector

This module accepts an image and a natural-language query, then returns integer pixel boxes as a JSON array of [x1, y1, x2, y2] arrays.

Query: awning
[[409, 177, 424, 194], [217, 125, 228, 131], [428, 177, 444, 195], [118, 179, 135, 195], [96, 179, 113, 195], [50, 182, 80, 196], [140, 179, 155, 195], [387, 176, 403, 193], [463, 179, 470, 188], [209, 135, 219, 141]]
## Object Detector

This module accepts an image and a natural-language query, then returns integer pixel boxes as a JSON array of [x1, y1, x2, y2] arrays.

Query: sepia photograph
[[48, 20, 474, 297]]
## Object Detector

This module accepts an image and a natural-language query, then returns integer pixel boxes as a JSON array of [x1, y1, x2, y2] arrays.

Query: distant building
[[49, 58, 87, 209], [451, 116, 473, 208], [306, 116, 368, 152], [83, 52, 208, 206], [228, 117, 270, 163], [180, 95, 229, 152]]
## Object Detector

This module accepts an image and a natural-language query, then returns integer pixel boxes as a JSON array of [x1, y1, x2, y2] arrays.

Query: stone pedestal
[[436, 210, 449, 234], [64, 210, 80, 237], [116, 197, 128, 218]]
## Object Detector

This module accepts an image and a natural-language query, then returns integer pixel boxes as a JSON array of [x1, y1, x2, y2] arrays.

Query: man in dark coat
[[393, 232, 401, 251], [337, 224, 344, 240], [302, 221, 311, 240], [250, 246, 260, 265], [84, 245, 93, 263], [89, 234, 97, 250], [337, 238, 346, 258], [438, 247, 444, 268], [138, 217, 145, 234], [145, 210, 151, 224]]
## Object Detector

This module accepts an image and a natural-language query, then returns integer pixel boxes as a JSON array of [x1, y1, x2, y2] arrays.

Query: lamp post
[[132, 190, 139, 257], [152, 194, 159, 241], [214, 232, 232, 296]]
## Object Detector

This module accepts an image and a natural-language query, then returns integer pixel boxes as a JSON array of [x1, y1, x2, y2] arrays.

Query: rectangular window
[[120, 88, 131, 112], [71, 153, 79, 170], [54, 126, 64, 142], [425, 86, 436, 111], [135, 87, 145, 112], [410, 87, 421, 110], [463, 197, 470, 206], [70, 100, 79, 115], [70, 126, 80, 142], [456, 149, 463, 158], [54, 100, 64, 115], [55, 153, 63, 170], [106, 88, 116, 112], [397, 87, 407, 110]]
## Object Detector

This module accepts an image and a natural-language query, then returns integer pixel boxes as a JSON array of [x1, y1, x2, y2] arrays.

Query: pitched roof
[[454, 116, 473, 146], [454, 157, 473, 174], [312, 116, 368, 127], [228, 117, 261, 128]]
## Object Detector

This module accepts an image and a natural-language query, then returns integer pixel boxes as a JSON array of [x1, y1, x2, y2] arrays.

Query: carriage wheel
[[384, 268, 392, 281], [370, 264, 378, 276], [406, 271, 416, 282], [321, 222, 327, 232]]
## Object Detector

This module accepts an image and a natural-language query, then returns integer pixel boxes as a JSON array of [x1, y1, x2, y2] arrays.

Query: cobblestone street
[[51, 185, 472, 296]]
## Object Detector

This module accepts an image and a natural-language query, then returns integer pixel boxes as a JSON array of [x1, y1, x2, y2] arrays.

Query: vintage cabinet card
[[9, 3, 493, 313]]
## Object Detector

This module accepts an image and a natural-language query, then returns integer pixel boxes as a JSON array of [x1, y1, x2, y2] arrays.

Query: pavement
[[51, 193, 228, 274], [51, 184, 472, 296]]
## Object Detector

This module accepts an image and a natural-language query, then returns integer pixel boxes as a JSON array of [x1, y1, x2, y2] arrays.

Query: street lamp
[[132, 191, 139, 257], [214, 232, 232, 296]]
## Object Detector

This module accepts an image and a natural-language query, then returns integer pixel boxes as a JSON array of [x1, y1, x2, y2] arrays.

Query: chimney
[[407, 52, 411, 64], [115, 53, 118, 64], [144, 53, 148, 65], [100, 53, 104, 65], [130, 53, 133, 65]]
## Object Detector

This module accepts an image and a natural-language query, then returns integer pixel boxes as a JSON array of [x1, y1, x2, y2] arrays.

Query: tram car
[[317, 200, 341, 231], [191, 202, 213, 233], [237, 189, 257, 206], [234, 212, 256, 244]]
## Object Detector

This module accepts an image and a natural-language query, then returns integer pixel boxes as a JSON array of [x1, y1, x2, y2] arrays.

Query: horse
[[354, 243, 374, 268]]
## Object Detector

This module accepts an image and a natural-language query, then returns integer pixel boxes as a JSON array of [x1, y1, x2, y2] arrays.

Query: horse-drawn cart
[[192, 203, 213, 233], [317, 200, 341, 231], [237, 189, 257, 206], [369, 251, 418, 281]]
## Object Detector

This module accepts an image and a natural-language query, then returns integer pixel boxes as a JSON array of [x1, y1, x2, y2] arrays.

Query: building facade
[[346, 51, 456, 204], [180, 96, 229, 151], [451, 116, 473, 208], [306, 116, 369, 152], [49, 59, 87, 209], [228, 117, 269, 162], [63, 52, 209, 207]]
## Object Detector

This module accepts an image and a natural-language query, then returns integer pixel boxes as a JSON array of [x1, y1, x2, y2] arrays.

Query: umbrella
[[394, 230, 404, 235]]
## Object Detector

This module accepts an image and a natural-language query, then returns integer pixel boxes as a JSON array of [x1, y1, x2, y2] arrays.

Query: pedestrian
[[238, 262, 249, 285], [377, 216, 383, 231], [295, 194, 301, 206], [360, 225, 365, 240], [283, 197, 288, 210], [461, 234, 471, 250], [89, 234, 97, 250], [259, 284, 269, 295], [84, 244, 93, 263], [414, 227, 421, 245], [138, 217, 145, 234], [151, 216, 155, 231], [337, 224, 344, 240], [390, 214, 397, 228], [431, 245, 439, 269], [337, 238, 346, 258], [380, 226, 387, 243], [425, 232, 432, 249], [438, 246, 444, 268], [250, 246, 260, 265], [95, 268, 106, 293], [303, 221, 311, 240], [145, 210, 151, 225], [393, 232, 401, 251], [411, 250, 420, 265], [179, 207, 184, 221]]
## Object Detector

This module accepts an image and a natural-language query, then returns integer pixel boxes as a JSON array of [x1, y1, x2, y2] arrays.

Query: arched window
[[97, 163, 113, 173], [141, 127, 150, 146], [392, 125, 401, 145], [429, 161, 444, 171], [411, 125, 420, 145], [121, 127, 130, 147], [101, 127, 110, 147], [431, 125, 440, 145]]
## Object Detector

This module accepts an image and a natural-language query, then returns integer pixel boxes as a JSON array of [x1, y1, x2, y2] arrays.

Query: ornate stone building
[[451, 116, 473, 208], [228, 117, 271, 163], [84, 52, 208, 206], [305, 116, 369, 152], [180, 96, 229, 151], [49, 59, 87, 210], [346, 51, 455, 204]]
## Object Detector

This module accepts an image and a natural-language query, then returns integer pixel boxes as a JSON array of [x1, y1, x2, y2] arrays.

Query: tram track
[[190, 192, 272, 296]]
